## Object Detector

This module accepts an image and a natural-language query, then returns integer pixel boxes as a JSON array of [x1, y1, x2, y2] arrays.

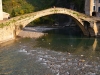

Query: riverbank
[[18, 26, 57, 38], [18, 30, 47, 38]]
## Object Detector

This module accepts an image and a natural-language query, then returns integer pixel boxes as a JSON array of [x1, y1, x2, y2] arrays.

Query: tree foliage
[[26, 0, 56, 11], [69, 0, 85, 12], [3, 0, 34, 17]]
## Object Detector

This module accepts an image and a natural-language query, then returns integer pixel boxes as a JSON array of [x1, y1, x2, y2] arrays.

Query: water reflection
[[33, 33, 100, 61], [18, 48, 100, 75], [0, 28, 100, 75], [92, 39, 97, 51]]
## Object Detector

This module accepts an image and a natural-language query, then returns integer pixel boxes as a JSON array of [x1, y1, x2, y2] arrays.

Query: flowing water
[[0, 27, 100, 75]]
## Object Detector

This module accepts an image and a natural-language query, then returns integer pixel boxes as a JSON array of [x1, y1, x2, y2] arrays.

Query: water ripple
[[18, 48, 100, 75]]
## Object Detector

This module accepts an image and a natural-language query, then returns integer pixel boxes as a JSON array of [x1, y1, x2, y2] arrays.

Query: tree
[[3, 0, 34, 17]]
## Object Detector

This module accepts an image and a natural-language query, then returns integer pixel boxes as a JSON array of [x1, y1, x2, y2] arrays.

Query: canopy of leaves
[[26, 0, 56, 11], [3, 0, 34, 17]]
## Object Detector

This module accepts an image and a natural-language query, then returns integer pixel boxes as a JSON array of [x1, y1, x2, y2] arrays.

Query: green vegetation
[[26, 0, 56, 11], [71, 0, 84, 12], [3, 0, 34, 17]]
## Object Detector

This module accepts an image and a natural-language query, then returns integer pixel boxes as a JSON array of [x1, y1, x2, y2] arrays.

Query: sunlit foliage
[[3, 0, 34, 17]]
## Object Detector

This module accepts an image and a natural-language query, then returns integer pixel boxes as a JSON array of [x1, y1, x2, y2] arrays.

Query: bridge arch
[[14, 8, 89, 36], [1, 7, 100, 43]]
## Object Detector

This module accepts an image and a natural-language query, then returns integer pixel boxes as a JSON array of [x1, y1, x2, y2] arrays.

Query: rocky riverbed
[[19, 48, 100, 75]]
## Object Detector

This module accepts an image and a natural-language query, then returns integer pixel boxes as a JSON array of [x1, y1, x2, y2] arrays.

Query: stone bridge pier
[[82, 20, 100, 37], [95, 21, 100, 36]]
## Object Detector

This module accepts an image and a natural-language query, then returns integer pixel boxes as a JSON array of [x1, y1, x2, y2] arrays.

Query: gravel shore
[[18, 26, 56, 38]]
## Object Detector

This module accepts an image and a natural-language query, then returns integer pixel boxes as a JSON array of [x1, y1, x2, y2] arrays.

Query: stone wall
[[94, 0, 100, 12], [0, 24, 15, 43], [3, 12, 10, 19], [18, 30, 47, 38], [85, 0, 94, 16]]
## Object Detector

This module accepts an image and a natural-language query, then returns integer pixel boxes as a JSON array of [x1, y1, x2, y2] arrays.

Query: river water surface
[[0, 27, 100, 75]]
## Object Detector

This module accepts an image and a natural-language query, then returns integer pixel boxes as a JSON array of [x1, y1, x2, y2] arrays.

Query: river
[[0, 27, 100, 75]]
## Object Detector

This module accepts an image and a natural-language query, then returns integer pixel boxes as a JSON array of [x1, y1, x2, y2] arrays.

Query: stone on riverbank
[[18, 30, 47, 38]]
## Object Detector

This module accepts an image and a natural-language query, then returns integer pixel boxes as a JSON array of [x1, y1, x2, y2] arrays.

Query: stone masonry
[[0, 7, 100, 43], [85, 0, 94, 16]]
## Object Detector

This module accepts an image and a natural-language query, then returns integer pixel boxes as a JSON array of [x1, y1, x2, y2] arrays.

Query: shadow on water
[[34, 27, 100, 56], [43, 27, 84, 37]]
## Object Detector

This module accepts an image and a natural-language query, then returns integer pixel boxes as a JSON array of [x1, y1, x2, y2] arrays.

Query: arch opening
[[23, 14, 84, 36], [17, 8, 89, 36]]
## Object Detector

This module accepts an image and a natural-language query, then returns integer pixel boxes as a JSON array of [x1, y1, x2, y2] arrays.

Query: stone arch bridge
[[0, 7, 100, 43]]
